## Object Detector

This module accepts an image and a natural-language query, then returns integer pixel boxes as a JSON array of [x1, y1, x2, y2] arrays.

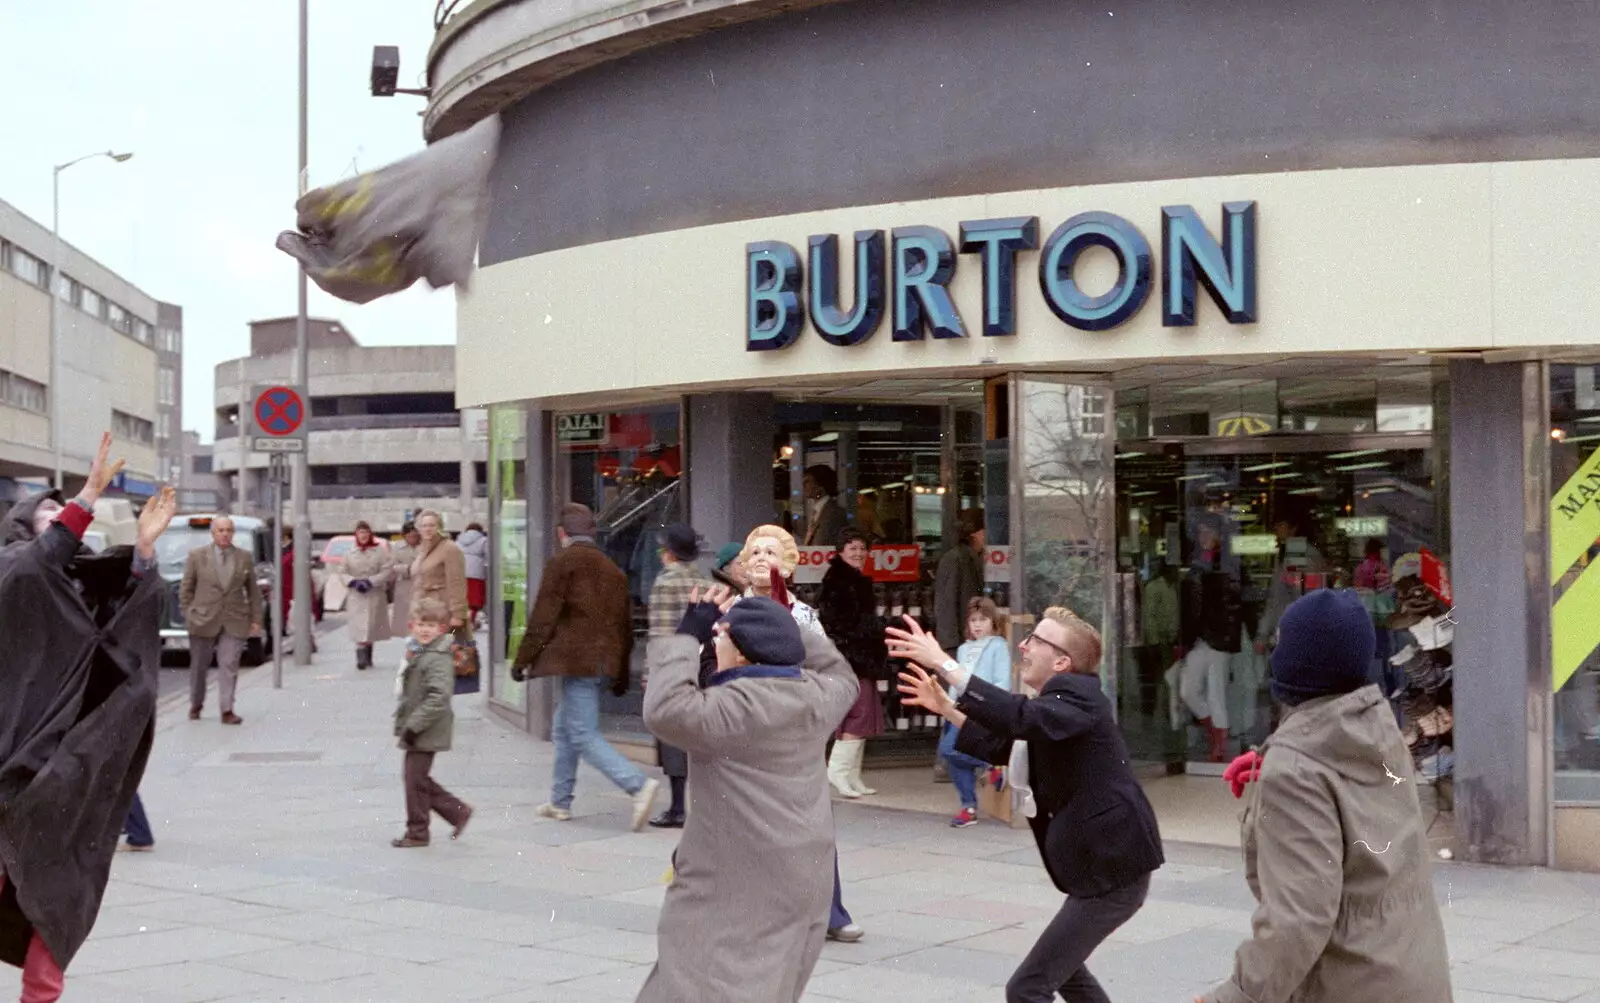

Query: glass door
[[488, 405, 528, 715]]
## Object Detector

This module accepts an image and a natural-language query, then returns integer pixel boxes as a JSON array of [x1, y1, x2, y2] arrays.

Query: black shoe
[[648, 809, 686, 829]]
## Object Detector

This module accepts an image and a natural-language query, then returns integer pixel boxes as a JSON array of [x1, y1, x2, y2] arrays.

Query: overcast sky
[[2, 2, 453, 440]]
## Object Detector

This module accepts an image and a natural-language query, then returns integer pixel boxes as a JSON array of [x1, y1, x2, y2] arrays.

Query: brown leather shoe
[[189, 707, 202, 721], [451, 807, 474, 840], [221, 712, 243, 726], [390, 836, 429, 848]]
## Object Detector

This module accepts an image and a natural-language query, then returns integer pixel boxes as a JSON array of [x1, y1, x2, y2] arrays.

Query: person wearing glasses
[[890, 606, 1163, 1003]]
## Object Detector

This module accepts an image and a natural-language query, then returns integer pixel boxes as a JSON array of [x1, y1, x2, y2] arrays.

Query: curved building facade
[[431, 0, 1600, 868]]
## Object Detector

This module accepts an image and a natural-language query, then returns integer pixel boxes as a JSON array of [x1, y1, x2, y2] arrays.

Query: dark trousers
[[124, 792, 154, 847], [1006, 873, 1150, 1003], [1136, 645, 1169, 719], [404, 751, 469, 841]]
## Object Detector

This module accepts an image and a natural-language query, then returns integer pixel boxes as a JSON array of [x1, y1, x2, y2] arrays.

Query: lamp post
[[51, 150, 133, 490], [292, 0, 313, 665]]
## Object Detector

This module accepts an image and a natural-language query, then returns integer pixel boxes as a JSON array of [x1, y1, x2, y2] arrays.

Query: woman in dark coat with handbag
[[818, 528, 887, 798]]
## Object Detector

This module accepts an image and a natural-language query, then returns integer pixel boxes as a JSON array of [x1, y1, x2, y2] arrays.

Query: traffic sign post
[[249, 384, 309, 453], [270, 452, 285, 690]]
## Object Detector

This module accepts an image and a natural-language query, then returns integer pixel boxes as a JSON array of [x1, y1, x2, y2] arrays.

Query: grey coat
[[1204, 685, 1451, 1003], [341, 545, 393, 645], [394, 635, 456, 753], [636, 631, 858, 1003]]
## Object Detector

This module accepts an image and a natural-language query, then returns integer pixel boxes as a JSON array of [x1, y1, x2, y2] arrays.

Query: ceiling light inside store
[[1115, 451, 1145, 459], [1363, 487, 1398, 496], [810, 432, 839, 443], [1562, 433, 1600, 444], [1327, 448, 1386, 460], [780, 445, 795, 459], [1551, 428, 1567, 441], [1270, 472, 1303, 480], [1242, 461, 1292, 472], [1288, 487, 1324, 495], [1176, 473, 1213, 482], [1333, 461, 1390, 472]]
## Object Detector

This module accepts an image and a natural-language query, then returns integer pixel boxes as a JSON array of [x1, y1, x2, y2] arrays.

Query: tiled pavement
[[41, 628, 1600, 1001]]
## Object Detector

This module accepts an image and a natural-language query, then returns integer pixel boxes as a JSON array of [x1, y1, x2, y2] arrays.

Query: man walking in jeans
[[512, 503, 659, 830]]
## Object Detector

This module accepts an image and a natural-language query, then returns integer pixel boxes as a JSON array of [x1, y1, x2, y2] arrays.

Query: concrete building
[[428, 0, 1600, 871], [155, 302, 184, 485], [0, 196, 163, 500], [212, 319, 484, 536], [176, 429, 225, 513]]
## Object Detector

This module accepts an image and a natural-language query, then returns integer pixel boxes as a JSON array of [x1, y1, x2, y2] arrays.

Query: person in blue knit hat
[[639, 587, 857, 1003], [1201, 589, 1450, 1003]]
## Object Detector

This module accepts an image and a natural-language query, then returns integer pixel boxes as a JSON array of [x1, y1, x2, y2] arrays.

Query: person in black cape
[[0, 433, 177, 1001]]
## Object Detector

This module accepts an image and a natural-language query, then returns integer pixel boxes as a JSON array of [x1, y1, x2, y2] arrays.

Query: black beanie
[[1270, 590, 1377, 706], [724, 596, 806, 667]]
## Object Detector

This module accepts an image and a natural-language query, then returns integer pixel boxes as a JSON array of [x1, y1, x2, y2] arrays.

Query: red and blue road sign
[[253, 386, 306, 437]]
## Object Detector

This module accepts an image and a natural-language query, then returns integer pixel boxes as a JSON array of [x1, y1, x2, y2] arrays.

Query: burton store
[[429, 0, 1600, 867]]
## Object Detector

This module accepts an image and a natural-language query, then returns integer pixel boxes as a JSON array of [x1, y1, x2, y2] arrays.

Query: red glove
[[1223, 750, 1262, 799]]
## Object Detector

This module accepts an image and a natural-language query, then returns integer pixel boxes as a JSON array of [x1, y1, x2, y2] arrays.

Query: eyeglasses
[[1022, 630, 1072, 660]]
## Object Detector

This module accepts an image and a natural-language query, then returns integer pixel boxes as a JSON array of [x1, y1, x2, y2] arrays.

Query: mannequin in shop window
[[1177, 515, 1244, 763], [802, 466, 848, 548]]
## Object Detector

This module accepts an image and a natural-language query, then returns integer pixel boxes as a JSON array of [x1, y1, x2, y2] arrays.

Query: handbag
[[451, 625, 480, 679]]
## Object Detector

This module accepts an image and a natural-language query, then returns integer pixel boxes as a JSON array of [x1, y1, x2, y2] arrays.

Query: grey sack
[[274, 115, 501, 305]]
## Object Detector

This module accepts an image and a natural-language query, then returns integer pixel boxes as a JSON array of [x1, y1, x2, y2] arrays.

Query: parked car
[[154, 514, 275, 666]]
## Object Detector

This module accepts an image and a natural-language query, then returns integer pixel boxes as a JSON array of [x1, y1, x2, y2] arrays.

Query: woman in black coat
[[818, 528, 887, 798]]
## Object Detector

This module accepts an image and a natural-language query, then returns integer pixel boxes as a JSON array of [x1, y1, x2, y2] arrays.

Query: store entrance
[[771, 381, 1001, 770]]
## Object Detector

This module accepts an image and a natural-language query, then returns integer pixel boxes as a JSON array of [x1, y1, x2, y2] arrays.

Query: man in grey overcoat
[[638, 590, 857, 1003]]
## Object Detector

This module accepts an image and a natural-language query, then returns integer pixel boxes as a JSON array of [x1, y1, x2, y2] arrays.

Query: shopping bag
[[451, 625, 480, 694], [977, 767, 1012, 824], [274, 115, 501, 304]]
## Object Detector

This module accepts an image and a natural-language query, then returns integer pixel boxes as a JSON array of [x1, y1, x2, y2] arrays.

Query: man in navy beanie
[[639, 589, 857, 1003], [1202, 589, 1450, 1003]]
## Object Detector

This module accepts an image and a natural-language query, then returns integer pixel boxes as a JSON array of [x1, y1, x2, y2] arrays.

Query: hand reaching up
[[82, 431, 126, 505], [135, 486, 178, 560]]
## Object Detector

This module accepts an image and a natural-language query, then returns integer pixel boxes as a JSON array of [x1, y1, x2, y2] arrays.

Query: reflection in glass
[[489, 405, 528, 713]]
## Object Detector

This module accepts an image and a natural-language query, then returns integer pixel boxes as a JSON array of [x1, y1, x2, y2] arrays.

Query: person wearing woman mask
[[941, 598, 1012, 827], [340, 521, 393, 670], [818, 528, 887, 799], [737, 524, 864, 944], [409, 511, 467, 631]]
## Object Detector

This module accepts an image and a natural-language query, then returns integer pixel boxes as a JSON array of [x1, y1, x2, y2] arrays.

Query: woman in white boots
[[818, 528, 887, 799]]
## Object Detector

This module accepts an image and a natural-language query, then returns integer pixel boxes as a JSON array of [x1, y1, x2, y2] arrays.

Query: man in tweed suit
[[180, 516, 261, 725], [645, 524, 707, 828]]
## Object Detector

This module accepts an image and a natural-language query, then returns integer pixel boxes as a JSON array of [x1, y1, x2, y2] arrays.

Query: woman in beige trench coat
[[340, 521, 392, 670], [388, 521, 421, 637]]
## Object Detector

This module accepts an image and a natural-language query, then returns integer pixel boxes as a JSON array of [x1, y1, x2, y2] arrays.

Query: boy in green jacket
[[392, 598, 473, 847]]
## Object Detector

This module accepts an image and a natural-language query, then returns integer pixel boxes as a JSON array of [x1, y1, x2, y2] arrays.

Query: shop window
[[489, 406, 528, 714], [1112, 363, 1452, 786], [1551, 363, 1600, 794]]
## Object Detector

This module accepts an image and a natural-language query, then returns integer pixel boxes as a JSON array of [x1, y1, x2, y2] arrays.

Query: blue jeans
[[830, 854, 852, 929], [551, 676, 647, 810], [123, 792, 154, 847], [939, 723, 989, 810]]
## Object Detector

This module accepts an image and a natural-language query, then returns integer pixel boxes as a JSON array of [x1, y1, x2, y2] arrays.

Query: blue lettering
[[807, 230, 885, 347], [1038, 211, 1152, 332], [891, 226, 967, 341], [1161, 202, 1257, 326], [958, 217, 1039, 337], [746, 241, 803, 352]]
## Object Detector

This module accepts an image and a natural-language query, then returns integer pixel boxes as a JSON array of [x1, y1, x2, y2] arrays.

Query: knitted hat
[[713, 542, 742, 571], [723, 596, 805, 667], [658, 523, 700, 562], [1269, 590, 1376, 705]]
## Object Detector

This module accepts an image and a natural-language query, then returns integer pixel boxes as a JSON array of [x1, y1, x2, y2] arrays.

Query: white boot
[[848, 739, 876, 796], [827, 740, 860, 798]]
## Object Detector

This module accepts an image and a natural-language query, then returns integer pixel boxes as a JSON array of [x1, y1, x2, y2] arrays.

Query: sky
[[1, 2, 454, 440]]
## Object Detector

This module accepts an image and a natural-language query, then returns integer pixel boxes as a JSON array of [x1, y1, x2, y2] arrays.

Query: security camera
[[371, 45, 400, 97], [371, 45, 430, 99]]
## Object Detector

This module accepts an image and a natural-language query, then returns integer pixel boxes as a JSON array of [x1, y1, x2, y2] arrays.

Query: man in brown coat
[[181, 516, 261, 725], [512, 503, 660, 830]]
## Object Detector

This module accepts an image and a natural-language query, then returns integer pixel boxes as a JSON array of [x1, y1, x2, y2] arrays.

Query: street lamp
[[51, 150, 133, 490]]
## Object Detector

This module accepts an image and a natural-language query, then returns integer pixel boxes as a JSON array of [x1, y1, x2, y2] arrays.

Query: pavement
[[39, 627, 1600, 1001]]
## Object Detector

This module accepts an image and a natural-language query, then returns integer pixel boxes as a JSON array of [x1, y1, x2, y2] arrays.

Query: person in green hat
[[710, 542, 748, 592]]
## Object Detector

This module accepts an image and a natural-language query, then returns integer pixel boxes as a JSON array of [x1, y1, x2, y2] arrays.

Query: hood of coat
[[1, 489, 64, 545], [457, 528, 486, 548], [1265, 683, 1395, 782]]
